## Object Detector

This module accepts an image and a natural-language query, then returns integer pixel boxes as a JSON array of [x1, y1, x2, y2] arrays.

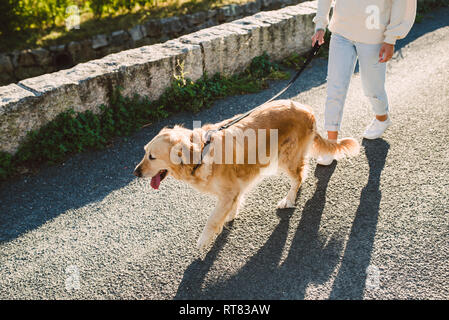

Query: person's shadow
[[175, 139, 390, 299], [329, 138, 390, 299], [175, 161, 341, 299]]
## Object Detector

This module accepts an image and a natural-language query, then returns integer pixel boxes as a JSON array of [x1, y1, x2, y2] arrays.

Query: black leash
[[192, 42, 322, 174]]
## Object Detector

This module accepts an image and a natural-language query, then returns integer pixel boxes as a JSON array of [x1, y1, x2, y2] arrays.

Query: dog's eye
[[149, 154, 155, 160]]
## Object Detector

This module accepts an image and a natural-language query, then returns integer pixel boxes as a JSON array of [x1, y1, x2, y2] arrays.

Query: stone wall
[[0, 1, 318, 155], [0, 0, 308, 87]]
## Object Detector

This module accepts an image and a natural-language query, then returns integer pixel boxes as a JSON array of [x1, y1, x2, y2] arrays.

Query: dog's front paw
[[277, 197, 295, 209], [225, 211, 239, 223], [197, 229, 215, 250]]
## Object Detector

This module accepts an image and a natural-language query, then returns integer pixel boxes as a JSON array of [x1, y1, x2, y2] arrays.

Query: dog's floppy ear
[[192, 129, 215, 180], [167, 129, 213, 180], [168, 130, 201, 165], [168, 135, 191, 166]]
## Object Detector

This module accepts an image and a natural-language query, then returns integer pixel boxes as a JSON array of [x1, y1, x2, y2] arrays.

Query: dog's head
[[133, 126, 209, 189]]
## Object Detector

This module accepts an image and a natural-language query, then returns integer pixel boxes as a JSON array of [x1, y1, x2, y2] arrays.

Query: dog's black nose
[[133, 167, 142, 177]]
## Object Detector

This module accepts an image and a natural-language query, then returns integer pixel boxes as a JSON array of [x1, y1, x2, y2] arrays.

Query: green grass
[[2, 0, 448, 53], [418, 0, 449, 13], [0, 52, 289, 181], [415, 0, 449, 23], [0, 0, 255, 52]]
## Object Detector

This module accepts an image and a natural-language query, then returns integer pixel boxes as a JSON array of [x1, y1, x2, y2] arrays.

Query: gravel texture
[[0, 8, 448, 300]]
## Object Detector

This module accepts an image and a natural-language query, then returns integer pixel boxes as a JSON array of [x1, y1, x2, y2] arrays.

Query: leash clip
[[201, 129, 217, 160], [204, 129, 217, 144], [192, 129, 217, 175]]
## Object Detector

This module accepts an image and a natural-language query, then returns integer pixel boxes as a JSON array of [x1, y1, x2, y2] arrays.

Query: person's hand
[[311, 29, 325, 47], [379, 43, 395, 63]]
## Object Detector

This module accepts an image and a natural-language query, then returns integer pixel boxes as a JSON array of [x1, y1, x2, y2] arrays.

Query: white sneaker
[[316, 153, 334, 166], [363, 116, 392, 140]]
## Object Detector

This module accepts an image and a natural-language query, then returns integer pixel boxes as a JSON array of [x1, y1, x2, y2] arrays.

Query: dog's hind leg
[[225, 193, 244, 222], [277, 156, 308, 209], [197, 192, 240, 250]]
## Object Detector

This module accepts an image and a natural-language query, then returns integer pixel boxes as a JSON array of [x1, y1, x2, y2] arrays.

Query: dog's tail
[[311, 132, 360, 160]]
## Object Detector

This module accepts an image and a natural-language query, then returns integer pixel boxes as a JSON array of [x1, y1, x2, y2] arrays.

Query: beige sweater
[[313, 0, 417, 45]]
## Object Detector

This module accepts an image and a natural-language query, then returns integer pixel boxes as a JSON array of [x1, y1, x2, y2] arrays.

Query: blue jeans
[[325, 33, 389, 132]]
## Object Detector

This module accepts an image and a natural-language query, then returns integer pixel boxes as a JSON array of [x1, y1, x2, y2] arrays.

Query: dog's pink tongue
[[150, 173, 161, 190]]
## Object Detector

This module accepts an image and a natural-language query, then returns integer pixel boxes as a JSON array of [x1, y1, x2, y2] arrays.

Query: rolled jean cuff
[[373, 104, 389, 116], [324, 124, 340, 132], [374, 109, 389, 116], [367, 95, 389, 116]]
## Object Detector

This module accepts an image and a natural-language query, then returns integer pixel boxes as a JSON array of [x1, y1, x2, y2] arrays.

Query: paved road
[[1, 8, 448, 300]]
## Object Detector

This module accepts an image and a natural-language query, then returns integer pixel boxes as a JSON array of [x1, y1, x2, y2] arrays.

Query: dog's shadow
[[175, 138, 390, 299], [175, 162, 341, 299]]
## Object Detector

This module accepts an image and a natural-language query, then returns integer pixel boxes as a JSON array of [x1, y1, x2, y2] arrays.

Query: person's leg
[[324, 33, 358, 141], [355, 41, 389, 118], [355, 41, 391, 139]]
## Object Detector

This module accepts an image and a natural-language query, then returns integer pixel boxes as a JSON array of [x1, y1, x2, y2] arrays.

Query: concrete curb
[[0, 1, 317, 155], [0, 0, 308, 86]]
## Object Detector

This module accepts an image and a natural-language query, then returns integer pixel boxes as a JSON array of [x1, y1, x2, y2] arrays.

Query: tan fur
[[134, 99, 360, 250], [311, 134, 360, 160]]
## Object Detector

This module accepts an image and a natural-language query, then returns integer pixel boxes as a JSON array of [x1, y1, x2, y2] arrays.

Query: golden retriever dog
[[134, 99, 359, 250]]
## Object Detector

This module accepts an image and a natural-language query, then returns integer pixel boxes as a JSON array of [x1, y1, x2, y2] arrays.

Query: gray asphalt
[[1, 8, 448, 300]]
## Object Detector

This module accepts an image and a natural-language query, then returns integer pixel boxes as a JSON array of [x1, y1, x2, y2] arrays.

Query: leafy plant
[[0, 152, 13, 180], [0, 52, 288, 181], [418, 0, 449, 13]]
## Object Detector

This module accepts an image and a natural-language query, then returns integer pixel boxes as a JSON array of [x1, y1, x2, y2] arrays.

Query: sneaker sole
[[363, 134, 383, 140], [317, 159, 334, 166], [363, 123, 391, 140]]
